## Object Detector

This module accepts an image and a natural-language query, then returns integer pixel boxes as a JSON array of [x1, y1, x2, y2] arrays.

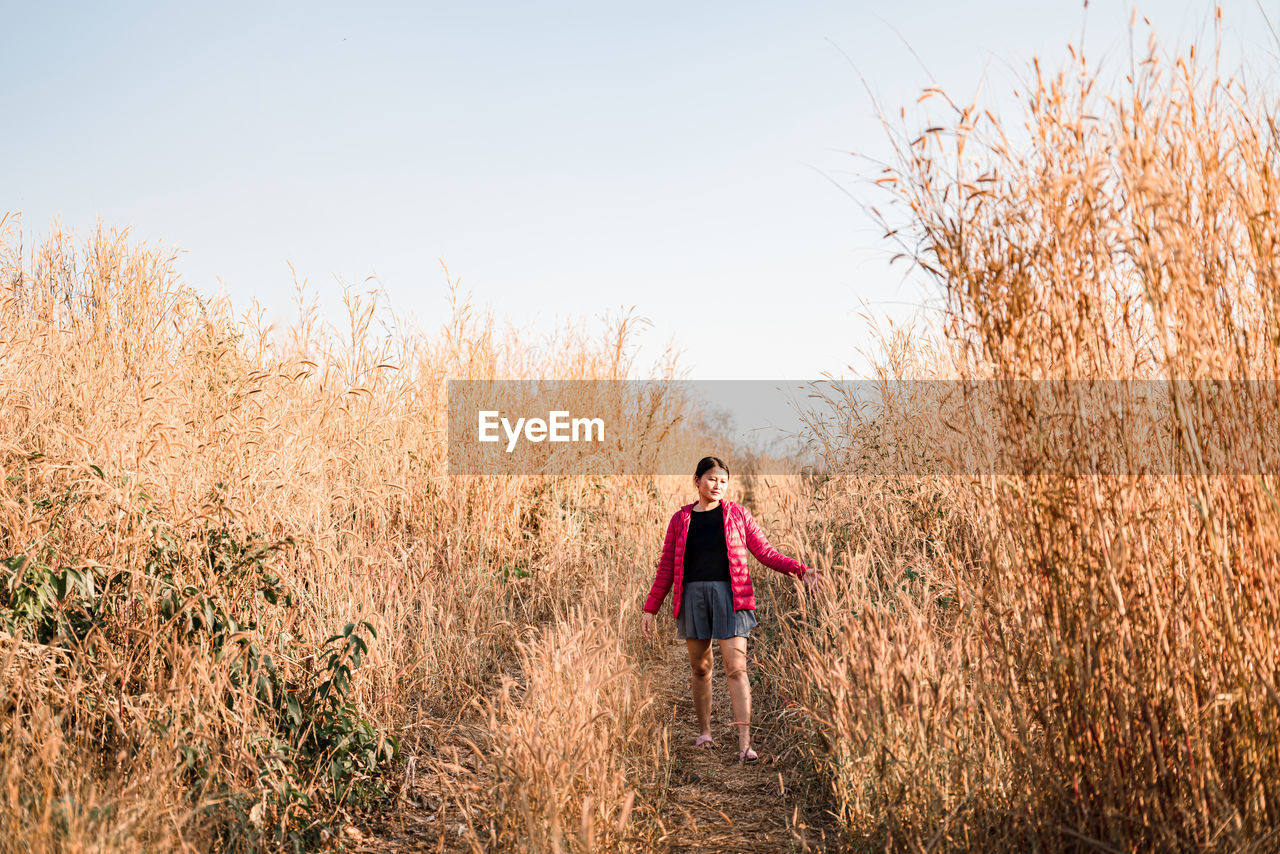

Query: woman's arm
[[642, 513, 680, 613], [742, 507, 809, 578]]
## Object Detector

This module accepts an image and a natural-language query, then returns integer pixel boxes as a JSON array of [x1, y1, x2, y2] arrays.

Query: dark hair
[[694, 456, 730, 479]]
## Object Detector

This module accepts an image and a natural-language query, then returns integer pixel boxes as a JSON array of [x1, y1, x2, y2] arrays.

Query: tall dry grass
[[462, 609, 657, 852], [14, 19, 1280, 854], [755, 24, 1280, 852], [0, 215, 719, 851]]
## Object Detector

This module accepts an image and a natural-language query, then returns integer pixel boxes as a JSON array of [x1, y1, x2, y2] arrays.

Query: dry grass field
[[758, 31, 1280, 852], [3, 28, 1279, 854]]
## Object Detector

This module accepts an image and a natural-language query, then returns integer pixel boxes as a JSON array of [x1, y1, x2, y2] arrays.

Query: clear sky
[[5, 1, 1277, 380]]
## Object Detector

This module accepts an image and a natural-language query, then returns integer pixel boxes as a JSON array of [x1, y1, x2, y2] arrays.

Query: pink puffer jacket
[[642, 499, 810, 618]]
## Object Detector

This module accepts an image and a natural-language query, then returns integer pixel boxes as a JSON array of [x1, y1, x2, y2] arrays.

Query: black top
[[682, 504, 731, 583]]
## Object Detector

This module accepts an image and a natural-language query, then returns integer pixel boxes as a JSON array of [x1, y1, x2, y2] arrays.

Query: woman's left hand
[[802, 566, 824, 589]]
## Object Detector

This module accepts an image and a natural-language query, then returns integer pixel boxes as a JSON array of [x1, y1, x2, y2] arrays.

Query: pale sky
[[5, 1, 1277, 380]]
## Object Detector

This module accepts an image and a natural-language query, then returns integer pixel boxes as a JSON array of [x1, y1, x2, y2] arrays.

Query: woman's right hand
[[641, 611, 655, 639]]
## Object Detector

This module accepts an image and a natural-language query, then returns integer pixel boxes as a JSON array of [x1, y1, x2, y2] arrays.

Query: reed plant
[[0, 216, 716, 850], [756, 24, 1280, 852]]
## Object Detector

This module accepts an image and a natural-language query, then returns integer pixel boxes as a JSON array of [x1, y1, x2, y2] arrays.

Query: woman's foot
[[737, 747, 758, 764], [694, 734, 714, 748]]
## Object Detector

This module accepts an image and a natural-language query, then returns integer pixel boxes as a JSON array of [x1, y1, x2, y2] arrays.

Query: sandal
[[694, 734, 714, 748], [737, 747, 758, 764]]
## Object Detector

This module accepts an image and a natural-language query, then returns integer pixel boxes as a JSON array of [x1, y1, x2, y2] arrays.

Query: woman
[[640, 456, 820, 763]]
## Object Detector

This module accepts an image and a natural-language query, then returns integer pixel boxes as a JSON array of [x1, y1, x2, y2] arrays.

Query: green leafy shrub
[[0, 481, 397, 852]]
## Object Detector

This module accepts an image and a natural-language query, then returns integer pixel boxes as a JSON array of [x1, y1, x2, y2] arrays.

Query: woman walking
[[640, 456, 820, 763]]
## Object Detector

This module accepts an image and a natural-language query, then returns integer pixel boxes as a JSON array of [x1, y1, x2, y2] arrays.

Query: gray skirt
[[676, 579, 758, 640]]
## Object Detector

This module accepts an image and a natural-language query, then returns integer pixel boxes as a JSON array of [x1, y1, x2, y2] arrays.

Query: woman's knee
[[685, 639, 712, 679], [720, 639, 748, 681]]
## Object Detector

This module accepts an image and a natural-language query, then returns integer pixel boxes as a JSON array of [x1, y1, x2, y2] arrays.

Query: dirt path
[[639, 632, 821, 853], [359, 633, 826, 852]]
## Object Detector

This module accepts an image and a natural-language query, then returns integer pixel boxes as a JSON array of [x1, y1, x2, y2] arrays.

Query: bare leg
[[718, 636, 751, 750], [685, 639, 713, 740]]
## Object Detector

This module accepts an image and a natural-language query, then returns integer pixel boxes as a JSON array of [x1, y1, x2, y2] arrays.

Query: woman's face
[[694, 467, 728, 503]]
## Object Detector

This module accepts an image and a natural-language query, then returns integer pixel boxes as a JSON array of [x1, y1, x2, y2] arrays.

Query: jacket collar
[[683, 498, 733, 515]]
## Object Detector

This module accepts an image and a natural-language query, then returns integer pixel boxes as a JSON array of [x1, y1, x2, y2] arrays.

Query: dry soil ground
[[359, 632, 830, 852]]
